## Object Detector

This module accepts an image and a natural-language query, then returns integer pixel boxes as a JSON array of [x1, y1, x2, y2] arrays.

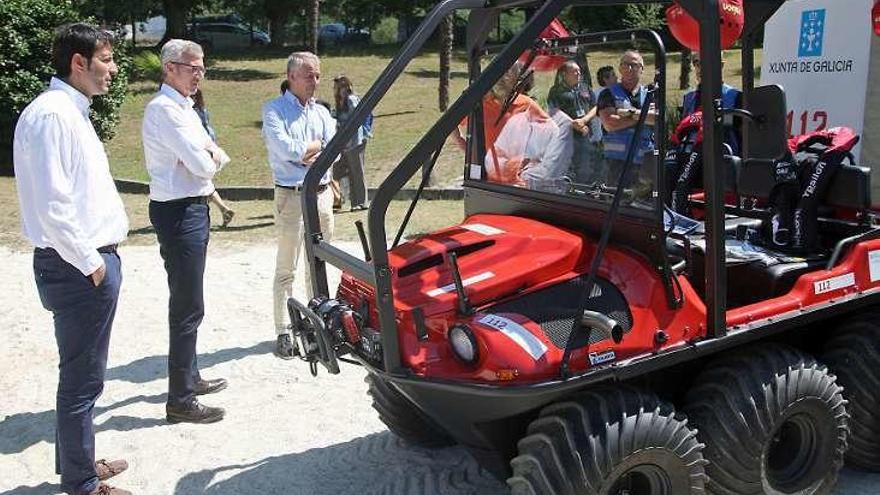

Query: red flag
[[518, 18, 570, 72]]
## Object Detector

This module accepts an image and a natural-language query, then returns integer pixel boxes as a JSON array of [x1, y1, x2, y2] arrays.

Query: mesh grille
[[487, 276, 632, 349]]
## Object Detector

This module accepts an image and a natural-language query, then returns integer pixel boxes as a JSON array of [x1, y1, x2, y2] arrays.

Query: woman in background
[[193, 88, 236, 227], [333, 75, 370, 211]]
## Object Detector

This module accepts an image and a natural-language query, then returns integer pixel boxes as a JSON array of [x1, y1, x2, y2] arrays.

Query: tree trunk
[[267, 13, 289, 47], [159, 0, 192, 45], [265, 0, 294, 48], [679, 48, 692, 90], [308, 0, 319, 53], [438, 14, 453, 111]]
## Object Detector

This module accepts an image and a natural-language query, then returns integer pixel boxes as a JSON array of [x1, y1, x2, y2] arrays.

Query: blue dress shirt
[[262, 91, 336, 187]]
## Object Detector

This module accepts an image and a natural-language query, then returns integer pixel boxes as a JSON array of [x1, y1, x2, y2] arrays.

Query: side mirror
[[746, 84, 788, 161]]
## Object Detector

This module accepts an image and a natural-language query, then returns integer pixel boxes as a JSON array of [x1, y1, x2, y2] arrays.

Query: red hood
[[387, 214, 584, 315]]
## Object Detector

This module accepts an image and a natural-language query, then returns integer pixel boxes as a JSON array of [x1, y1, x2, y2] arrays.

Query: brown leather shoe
[[166, 399, 225, 424], [194, 377, 227, 395], [87, 482, 132, 494], [95, 458, 128, 481]]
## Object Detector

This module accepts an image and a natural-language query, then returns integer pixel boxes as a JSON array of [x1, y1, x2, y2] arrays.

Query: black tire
[[508, 386, 707, 495], [823, 319, 880, 471], [365, 373, 455, 448], [684, 345, 848, 494]]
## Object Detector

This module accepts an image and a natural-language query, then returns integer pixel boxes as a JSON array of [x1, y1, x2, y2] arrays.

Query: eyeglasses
[[171, 61, 206, 76], [621, 61, 644, 71]]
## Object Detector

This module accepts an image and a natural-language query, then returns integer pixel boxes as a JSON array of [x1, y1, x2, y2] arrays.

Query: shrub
[[131, 50, 162, 82], [91, 39, 132, 142], [0, 0, 131, 173], [372, 17, 398, 45], [623, 4, 666, 31]]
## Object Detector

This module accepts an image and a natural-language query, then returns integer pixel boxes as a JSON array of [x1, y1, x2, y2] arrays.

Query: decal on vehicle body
[[588, 350, 616, 366], [869, 250, 880, 282], [814, 272, 855, 295], [427, 271, 495, 297], [461, 223, 505, 236], [477, 314, 548, 360]]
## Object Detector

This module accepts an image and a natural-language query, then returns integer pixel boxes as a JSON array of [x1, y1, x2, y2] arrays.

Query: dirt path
[[1, 243, 877, 494]]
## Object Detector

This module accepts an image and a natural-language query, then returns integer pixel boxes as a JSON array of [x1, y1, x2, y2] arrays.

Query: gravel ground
[[1, 242, 878, 495]]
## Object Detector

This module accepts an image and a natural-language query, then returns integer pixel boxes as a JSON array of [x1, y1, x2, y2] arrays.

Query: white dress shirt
[[142, 84, 230, 201], [262, 91, 335, 187], [14, 77, 129, 276]]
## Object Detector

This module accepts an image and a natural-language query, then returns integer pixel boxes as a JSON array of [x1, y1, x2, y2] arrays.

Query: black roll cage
[[300, 0, 789, 374]]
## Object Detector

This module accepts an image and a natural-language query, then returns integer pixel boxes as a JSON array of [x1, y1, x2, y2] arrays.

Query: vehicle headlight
[[449, 324, 479, 364]]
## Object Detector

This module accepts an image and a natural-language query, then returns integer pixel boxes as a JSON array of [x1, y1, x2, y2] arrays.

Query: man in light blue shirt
[[262, 51, 336, 359]]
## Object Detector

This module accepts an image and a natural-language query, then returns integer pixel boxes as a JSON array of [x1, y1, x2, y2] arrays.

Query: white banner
[[761, 0, 874, 160]]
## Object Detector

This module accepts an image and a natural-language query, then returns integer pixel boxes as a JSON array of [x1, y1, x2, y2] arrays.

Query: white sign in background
[[761, 0, 873, 161]]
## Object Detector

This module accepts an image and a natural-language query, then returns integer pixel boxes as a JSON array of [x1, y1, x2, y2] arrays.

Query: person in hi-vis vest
[[597, 50, 657, 196], [682, 52, 742, 155]]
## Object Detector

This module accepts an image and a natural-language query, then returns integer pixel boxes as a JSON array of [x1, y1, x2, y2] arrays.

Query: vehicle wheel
[[823, 319, 880, 471], [508, 386, 707, 495], [365, 373, 455, 448], [684, 345, 848, 494]]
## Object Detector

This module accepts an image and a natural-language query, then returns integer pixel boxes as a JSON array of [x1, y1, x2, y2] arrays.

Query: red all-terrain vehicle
[[289, 1, 880, 493]]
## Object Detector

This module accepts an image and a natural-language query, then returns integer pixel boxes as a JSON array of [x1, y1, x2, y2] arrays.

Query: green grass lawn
[[106, 45, 758, 190], [107, 46, 473, 189]]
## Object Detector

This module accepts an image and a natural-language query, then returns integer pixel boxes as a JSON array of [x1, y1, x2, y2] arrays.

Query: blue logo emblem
[[799, 9, 825, 57]]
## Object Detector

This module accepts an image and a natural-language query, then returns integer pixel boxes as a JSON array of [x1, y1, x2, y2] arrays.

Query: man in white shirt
[[262, 51, 336, 359], [142, 39, 230, 424], [14, 23, 131, 495]]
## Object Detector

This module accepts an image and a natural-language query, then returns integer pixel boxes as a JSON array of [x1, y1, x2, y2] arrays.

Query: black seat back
[[738, 159, 871, 210]]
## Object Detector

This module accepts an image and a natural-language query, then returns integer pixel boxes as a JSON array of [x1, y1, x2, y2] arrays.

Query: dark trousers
[[149, 200, 209, 407], [337, 142, 368, 208], [34, 248, 122, 495]]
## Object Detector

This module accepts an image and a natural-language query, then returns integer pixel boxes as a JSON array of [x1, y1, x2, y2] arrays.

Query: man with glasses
[[142, 39, 230, 424], [14, 23, 131, 495], [597, 50, 656, 193]]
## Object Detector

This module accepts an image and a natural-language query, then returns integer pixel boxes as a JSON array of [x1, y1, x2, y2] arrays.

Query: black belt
[[36, 244, 117, 255], [275, 183, 328, 193], [164, 195, 209, 204]]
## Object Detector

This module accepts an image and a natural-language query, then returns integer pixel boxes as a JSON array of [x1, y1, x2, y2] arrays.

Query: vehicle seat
[[729, 257, 827, 306], [684, 235, 827, 307], [677, 159, 870, 307], [738, 159, 871, 211]]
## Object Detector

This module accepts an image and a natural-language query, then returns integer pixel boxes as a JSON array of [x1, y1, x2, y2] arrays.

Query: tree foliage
[[562, 6, 627, 34], [76, 0, 161, 30], [622, 4, 666, 31], [322, 0, 384, 31], [1, 0, 131, 171]]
